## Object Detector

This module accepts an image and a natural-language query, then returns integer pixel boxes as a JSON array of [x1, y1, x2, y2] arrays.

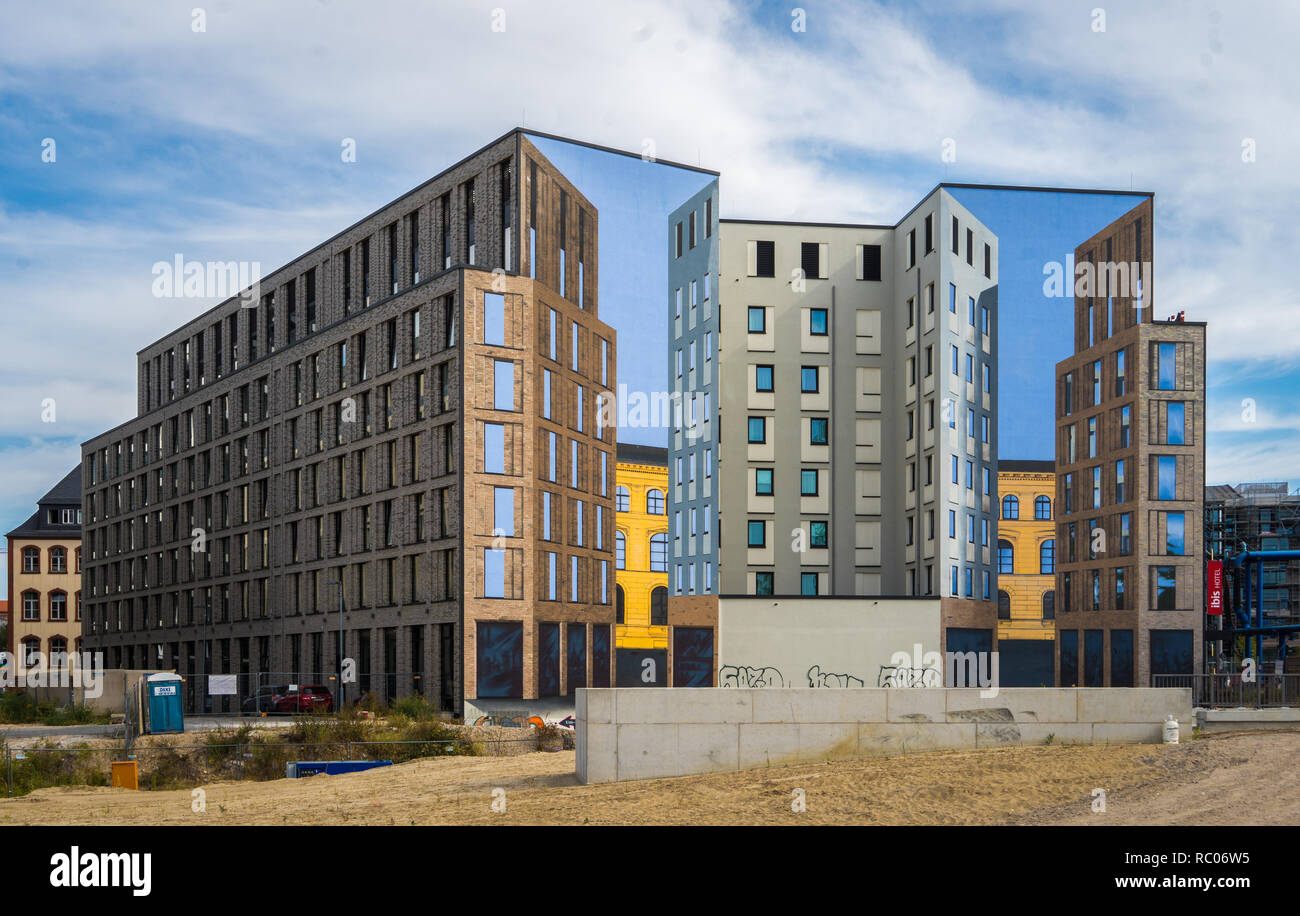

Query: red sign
[[1207, 560, 1224, 616]]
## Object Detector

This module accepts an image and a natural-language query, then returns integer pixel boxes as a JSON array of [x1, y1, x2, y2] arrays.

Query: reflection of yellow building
[[614, 444, 668, 650], [997, 463, 1056, 641]]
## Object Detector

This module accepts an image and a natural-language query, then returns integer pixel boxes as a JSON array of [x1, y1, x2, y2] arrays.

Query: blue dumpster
[[145, 673, 184, 734]]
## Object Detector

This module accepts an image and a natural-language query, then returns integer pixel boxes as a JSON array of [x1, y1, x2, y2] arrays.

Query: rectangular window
[[484, 423, 505, 474], [809, 418, 828, 445], [748, 306, 766, 334], [800, 242, 820, 280], [809, 308, 828, 335], [1157, 342, 1177, 390], [1157, 455, 1177, 500], [755, 468, 773, 496], [494, 487, 514, 536], [861, 244, 881, 281], [1166, 511, 1185, 556], [484, 292, 505, 346], [800, 366, 819, 393], [748, 417, 766, 444], [754, 240, 775, 278], [1154, 565, 1177, 610], [1167, 401, 1185, 445], [800, 469, 818, 496], [493, 360, 514, 411], [747, 520, 766, 548], [801, 572, 818, 596], [755, 365, 774, 392]]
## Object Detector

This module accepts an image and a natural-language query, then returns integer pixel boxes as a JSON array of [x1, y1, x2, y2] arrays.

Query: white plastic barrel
[[1163, 714, 1180, 745]]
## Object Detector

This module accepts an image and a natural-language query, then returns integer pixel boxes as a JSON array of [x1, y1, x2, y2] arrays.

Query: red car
[[272, 685, 336, 715]]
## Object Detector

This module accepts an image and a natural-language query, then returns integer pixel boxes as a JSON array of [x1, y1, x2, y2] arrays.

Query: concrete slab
[[884, 688, 947, 723], [1091, 722, 1165, 744], [975, 722, 1093, 747], [616, 723, 679, 781], [581, 723, 618, 784], [838, 689, 889, 723], [945, 688, 1079, 724], [676, 724, 740, 775], [858, 722, 975, 755], [798, 723, 860, 760], [617, 688, 752, 725], [1078, 688, 1192, 724], [752, 689, 847, 724], [738, 724, 802, 769]]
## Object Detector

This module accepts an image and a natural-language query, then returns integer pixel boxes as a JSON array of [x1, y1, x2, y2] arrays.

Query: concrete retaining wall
[[1196, 707, 1300, 732], [576, 687, 1194, 784]]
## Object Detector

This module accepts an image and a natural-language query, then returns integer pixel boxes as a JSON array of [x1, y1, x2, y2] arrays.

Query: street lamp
[[326, 580, 344, 710]]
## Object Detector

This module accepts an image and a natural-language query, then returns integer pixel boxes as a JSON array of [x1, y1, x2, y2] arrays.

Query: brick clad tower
[[1053, 197, 1206, 687]]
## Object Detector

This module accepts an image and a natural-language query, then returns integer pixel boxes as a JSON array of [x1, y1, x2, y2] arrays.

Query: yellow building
[[614, 444, 669, 652], [6, 467, 84, 668], [996, 462, 1057, 641]]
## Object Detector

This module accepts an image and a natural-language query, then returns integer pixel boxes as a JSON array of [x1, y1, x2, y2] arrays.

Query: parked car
[[272, 685, 335, 715], [242, 685, 290, 714]]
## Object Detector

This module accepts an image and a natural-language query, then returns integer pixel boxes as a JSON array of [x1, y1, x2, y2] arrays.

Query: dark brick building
[[1053, 197, 1206, 687], [81, 131, 617, 717]]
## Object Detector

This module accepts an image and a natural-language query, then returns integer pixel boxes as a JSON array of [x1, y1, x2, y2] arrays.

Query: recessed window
[[809, 521, 827, 548], [1166, 402, 1185, 445], [809, 308, 828, 336], [748, 306, 767, 334], [754, 240, 775, 278], [800, 469, 818, 496], [755, 365, 774, 392], [755, 571, 774, 596], [998, 539, 1014, 574], [861, 244, 881, 281], [801, 572, 819, 596], [809, 418, 828, 445], [747, 520, 766, 548], [484, 292, 505, 346], [646, 489, 665, 514], [800, 366, 819, 393], [1034, 495, 1052, 520], [748, 416, 767, 444], [755, 468, 774, 496], [1002, 494, 1019, 520], [1154, 565, 1177, 610]]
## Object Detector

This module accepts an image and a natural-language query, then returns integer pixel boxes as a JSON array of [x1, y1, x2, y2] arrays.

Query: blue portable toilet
[[145, 673, 184, 734]]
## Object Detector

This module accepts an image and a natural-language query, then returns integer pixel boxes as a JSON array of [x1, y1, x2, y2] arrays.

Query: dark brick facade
[[81, 131, 616, 715]]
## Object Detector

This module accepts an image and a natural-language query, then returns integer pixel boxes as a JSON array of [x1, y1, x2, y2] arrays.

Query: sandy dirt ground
[[0, 731, 1295, 826]]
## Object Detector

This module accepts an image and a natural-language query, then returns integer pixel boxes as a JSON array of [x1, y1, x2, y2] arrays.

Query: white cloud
[[2, 0, 1300, 529]]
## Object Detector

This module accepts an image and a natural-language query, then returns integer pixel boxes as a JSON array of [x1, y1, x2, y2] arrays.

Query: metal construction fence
[[1, 734, 550, 798], [1151, 672, 1300, 707], [162, 671, 445, 716]]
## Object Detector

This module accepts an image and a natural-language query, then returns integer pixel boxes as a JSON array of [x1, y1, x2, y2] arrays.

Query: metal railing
[[163, 671, 443, 717], [1151, 672, 1300, 708]]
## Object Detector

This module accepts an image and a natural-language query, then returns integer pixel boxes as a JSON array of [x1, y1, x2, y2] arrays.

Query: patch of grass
[[0, 692, 110, 726], [3, 739, 112, 797]]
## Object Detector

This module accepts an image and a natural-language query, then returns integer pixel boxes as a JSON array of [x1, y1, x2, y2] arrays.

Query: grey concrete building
[[667, 186, 1002, 675], [80, 130, 618, 718]]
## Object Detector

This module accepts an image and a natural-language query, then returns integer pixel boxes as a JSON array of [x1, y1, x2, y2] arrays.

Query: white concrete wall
[[576, 686, 1194, 784], [717, 596, 942, 690]]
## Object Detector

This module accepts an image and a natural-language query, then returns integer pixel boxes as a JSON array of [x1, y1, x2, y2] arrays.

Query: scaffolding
[[1205, 482, 1300, 670]]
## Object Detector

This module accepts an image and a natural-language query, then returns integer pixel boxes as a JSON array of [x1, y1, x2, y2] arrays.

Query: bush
[[0, 692, 109, 726]]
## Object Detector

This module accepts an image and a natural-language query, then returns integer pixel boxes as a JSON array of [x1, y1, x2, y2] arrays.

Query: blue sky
[[2, 0, 1299, 596]]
